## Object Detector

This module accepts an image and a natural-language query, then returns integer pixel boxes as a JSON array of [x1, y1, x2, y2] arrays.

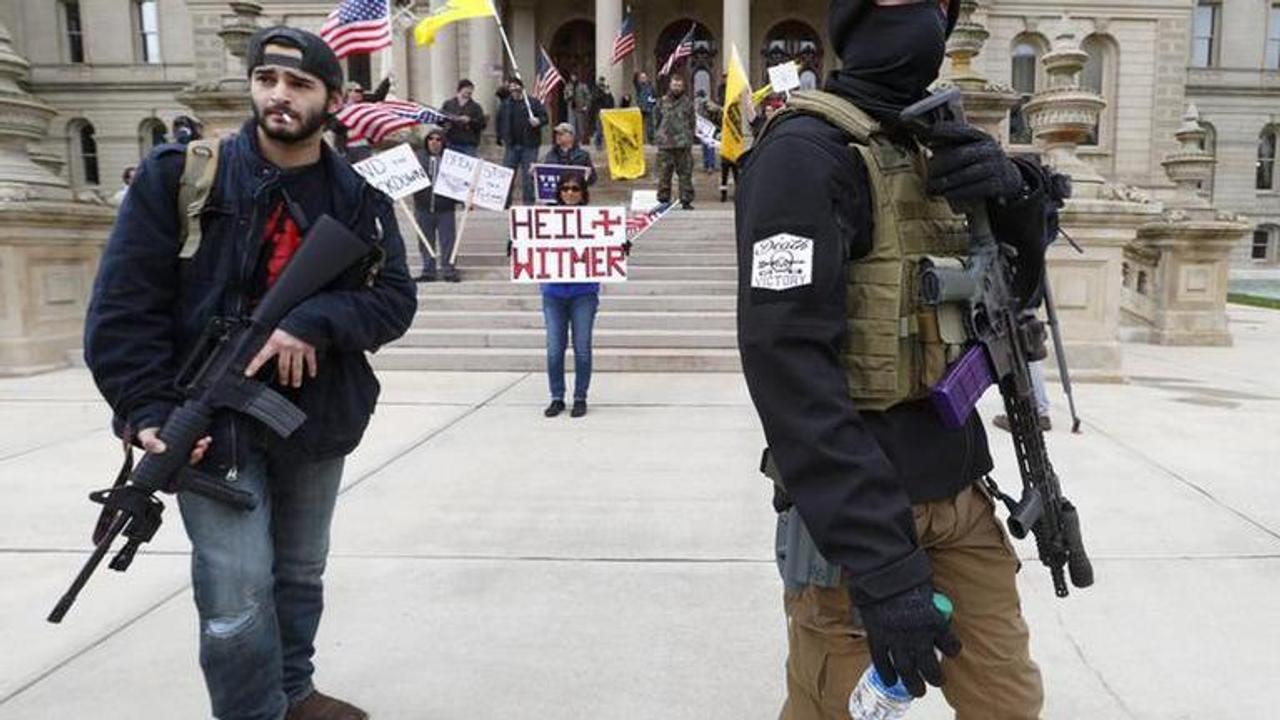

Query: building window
[[1081, 35, 1116, 148], [1267, 4, 1280, 70], [138, 118, 167, 157], [1192, 1, 1218, 68], [1259, 127, 1278, 190], [347, 54, 371, 92], [68, 120, 100, 186], [136, 0, 161, 64], [62, 1, 85, 63], [1009, 38, 1042, 145]]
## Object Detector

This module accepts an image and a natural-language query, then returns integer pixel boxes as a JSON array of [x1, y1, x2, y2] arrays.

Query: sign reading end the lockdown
[[351, 143, 430, 200], [509, 205, 629, 284]]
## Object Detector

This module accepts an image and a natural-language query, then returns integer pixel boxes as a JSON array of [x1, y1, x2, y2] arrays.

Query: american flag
[[319, 0, 392, 59], [609, 11, 636, 65], [659, 23, 696, 77], [336, 98, 449, 144], [626, 202, 675, 242], [535, 46, 563, 105]]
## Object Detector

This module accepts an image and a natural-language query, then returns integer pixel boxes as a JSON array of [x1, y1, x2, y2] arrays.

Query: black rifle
[[49, 215, 371, 623], [900, 89, 1094, 598]]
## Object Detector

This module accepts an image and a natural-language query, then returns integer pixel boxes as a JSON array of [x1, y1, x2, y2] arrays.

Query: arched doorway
[[654, 20, 717, 98], [549, 19, 595, 126], [762, 20, 824, 89]]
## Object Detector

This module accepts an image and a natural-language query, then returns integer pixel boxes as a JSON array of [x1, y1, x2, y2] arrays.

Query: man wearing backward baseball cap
[[83, 25, 416, 720]]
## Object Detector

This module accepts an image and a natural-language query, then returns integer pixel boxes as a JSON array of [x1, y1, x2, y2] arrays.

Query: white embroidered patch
[[752, 233, 814, 291]]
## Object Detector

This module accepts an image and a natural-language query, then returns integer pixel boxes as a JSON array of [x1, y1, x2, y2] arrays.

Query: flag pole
[[381, 0, 395, 87], [486, 0, 537, 123]]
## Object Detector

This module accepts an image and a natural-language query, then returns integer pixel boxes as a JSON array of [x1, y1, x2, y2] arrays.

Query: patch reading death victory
[[752, 233, 814, 291]]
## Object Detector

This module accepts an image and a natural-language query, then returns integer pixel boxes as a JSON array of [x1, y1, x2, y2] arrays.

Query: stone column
[[1131, 105, 1248, 346], [940, 0, 1018, 140], [428, 0, 460, 106], [1026, 19, 1160, 381], [510, 1, 536, 88], [468, 10, 502, 137], [0, 21, 114, 374], [594, 0, 623, 102], [175, 1, 261, 137], [723, 0, 750, 81]]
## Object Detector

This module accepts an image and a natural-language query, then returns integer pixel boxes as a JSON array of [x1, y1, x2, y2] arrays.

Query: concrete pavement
[[1, 306, 1278, 719]]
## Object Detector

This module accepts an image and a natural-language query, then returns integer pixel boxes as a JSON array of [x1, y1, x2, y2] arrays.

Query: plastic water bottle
[[849, 593, 954, 720]]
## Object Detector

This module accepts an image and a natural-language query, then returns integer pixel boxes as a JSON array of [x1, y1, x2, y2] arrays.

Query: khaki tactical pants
[[657, 147, 694, 205], [780, 484, 1043, 720]]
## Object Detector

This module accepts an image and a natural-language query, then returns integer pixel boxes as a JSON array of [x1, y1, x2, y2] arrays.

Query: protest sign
[[434, 149, 514, 212], [767, 61, 801, 94], [532, 163, 588, 204], [508, 205, 629, 284], [630, 189, 660, 212], [695, 115, 720, 150], [351, 143, 431, 200]]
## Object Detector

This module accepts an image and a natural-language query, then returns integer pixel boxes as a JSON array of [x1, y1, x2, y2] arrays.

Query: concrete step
[[370, 346, 742, 372], [420, 294, 736, 313], [414, 279, 736, 296], [412, 310, 735, 331], [398, 328, 737, 349]]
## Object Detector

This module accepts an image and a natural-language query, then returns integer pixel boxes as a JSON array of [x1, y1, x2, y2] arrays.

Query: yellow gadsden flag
[[721, 45, 753, 163], [414, 0, 495, 46], [600, 107, 646, 180]]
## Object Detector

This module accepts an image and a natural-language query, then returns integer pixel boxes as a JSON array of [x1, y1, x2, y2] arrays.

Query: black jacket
[[542, 144, 596, 186], [495, 94, 549, 148], [736, 113, 1047, 603], [85, 120, 417, 474], [442, 96, 487, 147], [412, 147, 458, 213]]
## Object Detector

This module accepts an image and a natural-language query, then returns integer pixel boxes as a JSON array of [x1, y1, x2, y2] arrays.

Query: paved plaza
[[0, 306, 1277, 719]]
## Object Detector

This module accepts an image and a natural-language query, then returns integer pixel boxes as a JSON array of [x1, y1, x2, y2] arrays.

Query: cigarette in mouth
[[279, 111, 293, 123]]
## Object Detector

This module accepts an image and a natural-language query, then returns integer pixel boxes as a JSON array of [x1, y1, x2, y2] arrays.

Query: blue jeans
[[178, 446, 345, 720], [542, 292, 599, 401], [415, 208, 457, 275], [503, 144, 540, 204], [701, 143, 717, 171]]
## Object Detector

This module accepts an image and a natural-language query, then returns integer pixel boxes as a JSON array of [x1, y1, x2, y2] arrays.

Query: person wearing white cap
[[542, 122, 596, 186]]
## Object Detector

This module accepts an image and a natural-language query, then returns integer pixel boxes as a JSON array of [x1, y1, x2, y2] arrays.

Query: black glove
[[505, 240, 513, 257], [622, 240, 633, 257], [923, 121, 1024, 204], [856, 584, 962, 698]]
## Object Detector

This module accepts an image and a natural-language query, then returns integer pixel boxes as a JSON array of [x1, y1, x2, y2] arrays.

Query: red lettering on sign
[[552, 208, 576, 240], [568, 246, 588, 278], [605, 245, 626, 279], [533, 208, 554, 240], [534, 246, 551, 279], [511, 247, 535, 280], [510, 208, 534, 241], [590, 209, 623, 237]]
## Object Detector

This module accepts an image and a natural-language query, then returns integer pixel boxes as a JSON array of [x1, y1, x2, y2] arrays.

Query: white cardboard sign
[[433, 148, 515, 212], [351, 143, 430, 200], [767, 62, 802, 94], [508, 205, 629, 284]]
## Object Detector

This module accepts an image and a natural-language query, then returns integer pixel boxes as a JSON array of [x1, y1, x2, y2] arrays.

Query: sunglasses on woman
[[561, 185, 583, 192]]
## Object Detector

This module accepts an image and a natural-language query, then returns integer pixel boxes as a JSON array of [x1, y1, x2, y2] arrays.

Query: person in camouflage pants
[[655, 75, 697, 209]]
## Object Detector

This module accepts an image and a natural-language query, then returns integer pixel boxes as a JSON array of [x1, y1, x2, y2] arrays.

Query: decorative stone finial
[[176, 2, 262, 137], [939, 1, 1019, 139], [0, 21, 73, 200], [1161, 104, 1216, 211], [1022, 21, 1107, 196]]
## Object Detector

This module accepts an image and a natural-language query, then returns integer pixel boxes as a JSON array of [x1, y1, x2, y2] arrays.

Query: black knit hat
[[829, 0, 961, 47], [246, 26, 345, 93]]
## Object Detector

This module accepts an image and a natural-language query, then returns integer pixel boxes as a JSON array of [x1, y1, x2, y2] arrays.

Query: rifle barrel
[[48, 514, 127, 623]]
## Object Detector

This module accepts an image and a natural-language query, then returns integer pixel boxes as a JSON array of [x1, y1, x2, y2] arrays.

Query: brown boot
[[286, 690, 369, 720], [992, 414, 1052, 433]]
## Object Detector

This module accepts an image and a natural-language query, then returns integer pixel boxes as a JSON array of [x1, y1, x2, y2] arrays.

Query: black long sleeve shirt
[[736, 114, 995, 603]]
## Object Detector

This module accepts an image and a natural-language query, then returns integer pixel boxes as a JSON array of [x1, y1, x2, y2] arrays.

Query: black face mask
[[825, 1, 954, 125]]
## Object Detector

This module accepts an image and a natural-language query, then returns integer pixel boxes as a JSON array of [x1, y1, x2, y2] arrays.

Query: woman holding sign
[[540, 172, 599, 418]]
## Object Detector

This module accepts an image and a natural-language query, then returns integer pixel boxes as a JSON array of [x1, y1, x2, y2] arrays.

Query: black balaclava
[[824, 0, 960, 126]]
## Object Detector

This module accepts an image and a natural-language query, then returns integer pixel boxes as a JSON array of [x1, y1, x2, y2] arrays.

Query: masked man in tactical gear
[[736, 2, 1061, 718], [84, 26, 416, 720]]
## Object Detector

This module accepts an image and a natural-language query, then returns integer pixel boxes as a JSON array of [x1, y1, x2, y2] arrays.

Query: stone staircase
[[374, 199, 742, 372]]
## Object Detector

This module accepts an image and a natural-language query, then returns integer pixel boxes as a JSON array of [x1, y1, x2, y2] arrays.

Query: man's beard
[[255, 102, 328, 143]]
